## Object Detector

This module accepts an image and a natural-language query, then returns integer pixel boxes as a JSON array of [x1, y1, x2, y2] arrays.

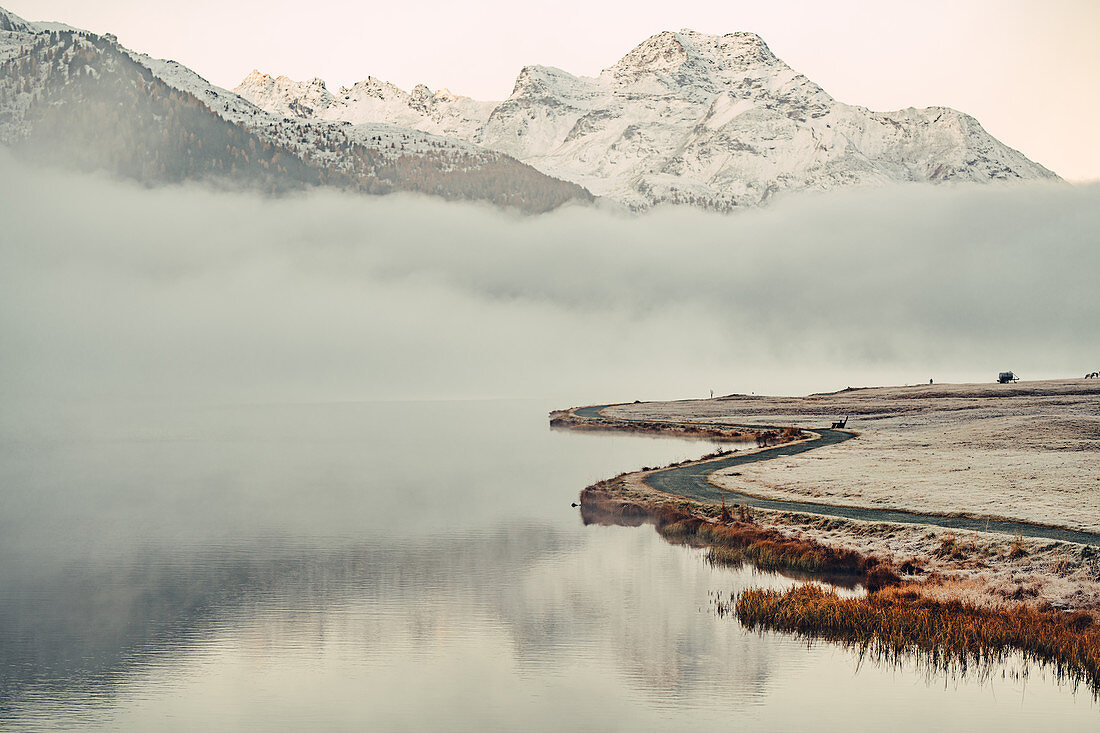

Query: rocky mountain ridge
[[237, 29, 1059, 210], [0, 6, 591, 212], [0, 5, 1059, 212]]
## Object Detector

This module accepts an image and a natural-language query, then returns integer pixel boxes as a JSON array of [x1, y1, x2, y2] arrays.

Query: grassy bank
[[662, 515, 900, 589], [735, 583, 1100, 693], [580, 477, 1100, 693], [564, 389, 1100, 694], [550, 409, 806, 446], [580, 483, 900, 589]]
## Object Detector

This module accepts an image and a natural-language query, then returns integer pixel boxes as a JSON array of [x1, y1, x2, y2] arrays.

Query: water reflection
[[1, 401, 1097, 730], [1, 527, 790, 725]]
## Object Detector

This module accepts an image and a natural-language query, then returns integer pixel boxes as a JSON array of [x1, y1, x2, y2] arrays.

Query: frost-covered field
[[603, 380, 1100, 610], [605, 380, 1100, 532]]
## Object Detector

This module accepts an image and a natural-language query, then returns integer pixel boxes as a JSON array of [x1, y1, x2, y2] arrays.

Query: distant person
[[930, 378, 933, 384]]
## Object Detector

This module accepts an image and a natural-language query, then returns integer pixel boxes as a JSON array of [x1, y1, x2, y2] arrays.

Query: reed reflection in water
[[0, 400, 1096, 731]]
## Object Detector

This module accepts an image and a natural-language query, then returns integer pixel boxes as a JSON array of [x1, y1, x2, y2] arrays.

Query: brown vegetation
[[580, 474, 1100, 694], [579, 483, 899, 588], [665, 517, 899, 588], [933, 534, 981, 561], [1008, 533, 1029, 560], [565, 388, 1100, 692], [549, 409, 806, 446], [734, 583, 1100, 693]]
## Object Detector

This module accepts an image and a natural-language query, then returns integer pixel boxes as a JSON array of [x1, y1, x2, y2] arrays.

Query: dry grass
[[551, 407, 808, 448], [574, 415, 1100, 693], [550, 411, 753, 443], [735, 583, 1100, 693], [933, 534, 980, 561], [578, 484, 655, 527], [580, 484, 899, 589], [1008, 533, 1029, 560], [582, 479, 1100, 694], [669, 519, 898, 589]]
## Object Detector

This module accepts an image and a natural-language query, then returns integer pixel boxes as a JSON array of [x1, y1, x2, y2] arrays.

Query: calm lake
[[0, 399, 1095, 730]]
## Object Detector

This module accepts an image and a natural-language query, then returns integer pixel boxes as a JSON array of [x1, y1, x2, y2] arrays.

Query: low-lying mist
[[2, 153, 1097, 414]]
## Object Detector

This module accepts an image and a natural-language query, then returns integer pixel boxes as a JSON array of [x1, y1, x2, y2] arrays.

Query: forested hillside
[[0, 30, 592, 211]]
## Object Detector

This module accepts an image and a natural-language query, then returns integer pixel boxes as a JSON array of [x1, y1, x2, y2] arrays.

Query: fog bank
[[1, 155, 1097, 412]]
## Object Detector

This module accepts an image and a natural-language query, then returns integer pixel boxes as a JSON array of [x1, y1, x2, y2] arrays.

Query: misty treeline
[[638, 178, 743, 212], [0, 30, 590, 212]]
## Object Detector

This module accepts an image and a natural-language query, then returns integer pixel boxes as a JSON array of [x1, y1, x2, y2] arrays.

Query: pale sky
[[7, 0, 1099, 180]]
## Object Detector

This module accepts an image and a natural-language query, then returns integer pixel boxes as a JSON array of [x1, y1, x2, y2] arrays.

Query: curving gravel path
[[572, 404, 1100, 547]]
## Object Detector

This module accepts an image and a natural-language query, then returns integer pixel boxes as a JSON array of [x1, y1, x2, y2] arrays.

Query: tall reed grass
[[736, 584, 1100, 693]]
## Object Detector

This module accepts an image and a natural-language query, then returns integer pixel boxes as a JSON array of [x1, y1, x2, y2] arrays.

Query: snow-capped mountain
[[0, 4, 1059, 212], [235, 71, 492, 142], [237, 29, 1059, 210], [0, 6, 590, 212]]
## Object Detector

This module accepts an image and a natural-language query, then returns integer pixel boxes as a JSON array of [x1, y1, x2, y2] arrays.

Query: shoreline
[[558, 400, 1100, 546], [576, 465, 1100, 692], [549, 407, 788, 445], [555, 381, 1100, 692]]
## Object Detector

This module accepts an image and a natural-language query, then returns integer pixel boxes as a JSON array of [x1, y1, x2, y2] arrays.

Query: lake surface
[[0, 400, 1095, 730]]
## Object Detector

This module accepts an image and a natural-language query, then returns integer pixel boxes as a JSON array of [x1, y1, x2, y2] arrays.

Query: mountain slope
[[0, 9, 592, 212], [0, 6, 1058, 213], [0, 30, 336, 191], [237, 29, 1058, 211], [0, 6, 31, 33], [482, 30, 1060, 209]]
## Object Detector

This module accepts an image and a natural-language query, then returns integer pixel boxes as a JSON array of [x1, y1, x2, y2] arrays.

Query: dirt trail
[[570, 401, 1100, 547]]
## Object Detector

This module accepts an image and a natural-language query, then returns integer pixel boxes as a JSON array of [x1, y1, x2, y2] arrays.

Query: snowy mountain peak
[[233, 70, 335, 119], [233, 69, 496, 142], [5, 8, 1054, 213], [697, 30, 778, 66], [607, 31, 689, 77], [474, 27, 1056, 209], [222, 27, 1062, 211], [338, 76, 405, 100], [605, 30, 779, 81], [508, 65, 588, 102], [409, 83, 434, 112]]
